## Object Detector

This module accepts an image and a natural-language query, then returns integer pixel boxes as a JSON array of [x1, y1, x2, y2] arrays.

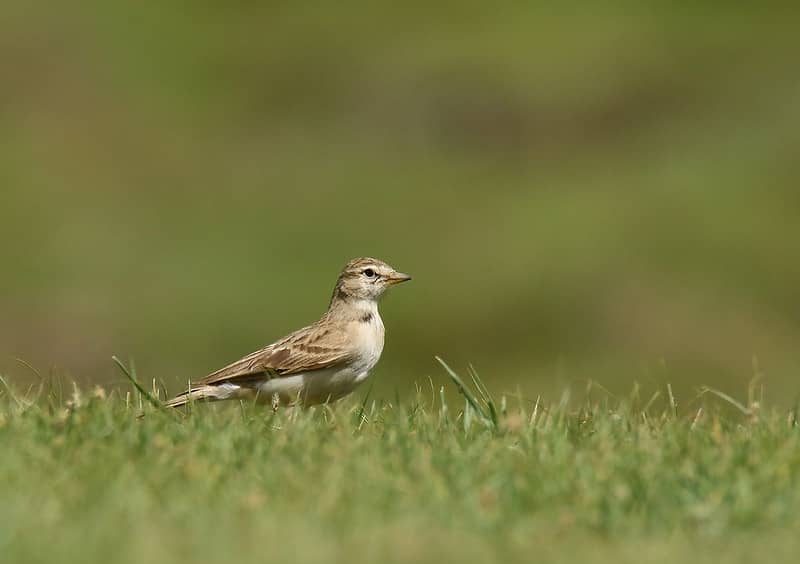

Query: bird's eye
[[363, 268, 376, 278]]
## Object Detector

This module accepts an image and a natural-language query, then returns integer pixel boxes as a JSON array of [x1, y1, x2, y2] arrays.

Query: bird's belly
[[254, 366, 370, 406]]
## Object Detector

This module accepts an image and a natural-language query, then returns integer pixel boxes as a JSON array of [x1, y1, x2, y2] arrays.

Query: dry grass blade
[[667, 383, 678, 417], [698, 386, 751, 415], [0, 375, 24, 409], [14, 358, 43, 381]]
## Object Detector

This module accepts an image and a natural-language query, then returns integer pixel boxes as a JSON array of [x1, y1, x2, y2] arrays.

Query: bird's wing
[[196, 322, 354, 386]]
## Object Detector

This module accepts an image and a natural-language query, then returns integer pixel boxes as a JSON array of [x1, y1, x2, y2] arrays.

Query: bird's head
[[331, 257, 412, 304]]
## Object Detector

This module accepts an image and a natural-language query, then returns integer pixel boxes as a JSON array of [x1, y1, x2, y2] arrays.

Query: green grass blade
[[468, 364, 498, 429], [112, 356, 167, 413], [436, 356, 490, 423]]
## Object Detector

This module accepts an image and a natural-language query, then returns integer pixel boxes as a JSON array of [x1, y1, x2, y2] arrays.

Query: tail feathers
[[165, 385, 226, 409]]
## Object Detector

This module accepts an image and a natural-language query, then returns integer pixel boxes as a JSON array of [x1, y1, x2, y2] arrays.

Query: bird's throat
[[327, 296, 380, 324]]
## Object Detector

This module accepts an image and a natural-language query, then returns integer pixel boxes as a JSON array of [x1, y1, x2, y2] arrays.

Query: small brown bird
[[166, 258, 411, 409]]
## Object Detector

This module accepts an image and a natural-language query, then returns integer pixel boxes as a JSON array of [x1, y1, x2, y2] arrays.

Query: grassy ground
[[2, 367, 799, 564]]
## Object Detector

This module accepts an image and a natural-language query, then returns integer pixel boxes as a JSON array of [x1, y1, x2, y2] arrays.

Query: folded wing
[[197, 322, 354, 386]]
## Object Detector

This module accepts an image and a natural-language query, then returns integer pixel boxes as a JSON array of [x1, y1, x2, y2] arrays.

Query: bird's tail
[[165, 385, 224, 409]]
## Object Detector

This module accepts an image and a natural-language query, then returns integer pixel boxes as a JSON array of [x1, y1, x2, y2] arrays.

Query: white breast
[[352, 303, 385, 378]]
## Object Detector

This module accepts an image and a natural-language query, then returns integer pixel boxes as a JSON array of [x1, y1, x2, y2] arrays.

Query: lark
[[166, 258, 411, 409]]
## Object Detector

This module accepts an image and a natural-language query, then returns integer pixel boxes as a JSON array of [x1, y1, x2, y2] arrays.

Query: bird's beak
[[387, 271, 412, 285]]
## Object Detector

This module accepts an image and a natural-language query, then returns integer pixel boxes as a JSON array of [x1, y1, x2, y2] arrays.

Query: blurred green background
[[2, 2, 799, 404]]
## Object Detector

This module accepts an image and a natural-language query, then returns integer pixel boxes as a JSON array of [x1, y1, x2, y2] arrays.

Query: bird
[[165, 257, 411, 409]]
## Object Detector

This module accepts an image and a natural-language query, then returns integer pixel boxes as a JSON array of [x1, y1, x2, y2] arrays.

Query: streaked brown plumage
[[166, 257, 411, 408]]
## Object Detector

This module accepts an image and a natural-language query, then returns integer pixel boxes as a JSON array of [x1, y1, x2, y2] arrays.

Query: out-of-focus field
[[1, 380, 799, 564], [2, 3, 799, 404]]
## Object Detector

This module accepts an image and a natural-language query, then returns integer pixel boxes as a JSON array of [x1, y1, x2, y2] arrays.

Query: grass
[[1, 363, 799, 564]]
